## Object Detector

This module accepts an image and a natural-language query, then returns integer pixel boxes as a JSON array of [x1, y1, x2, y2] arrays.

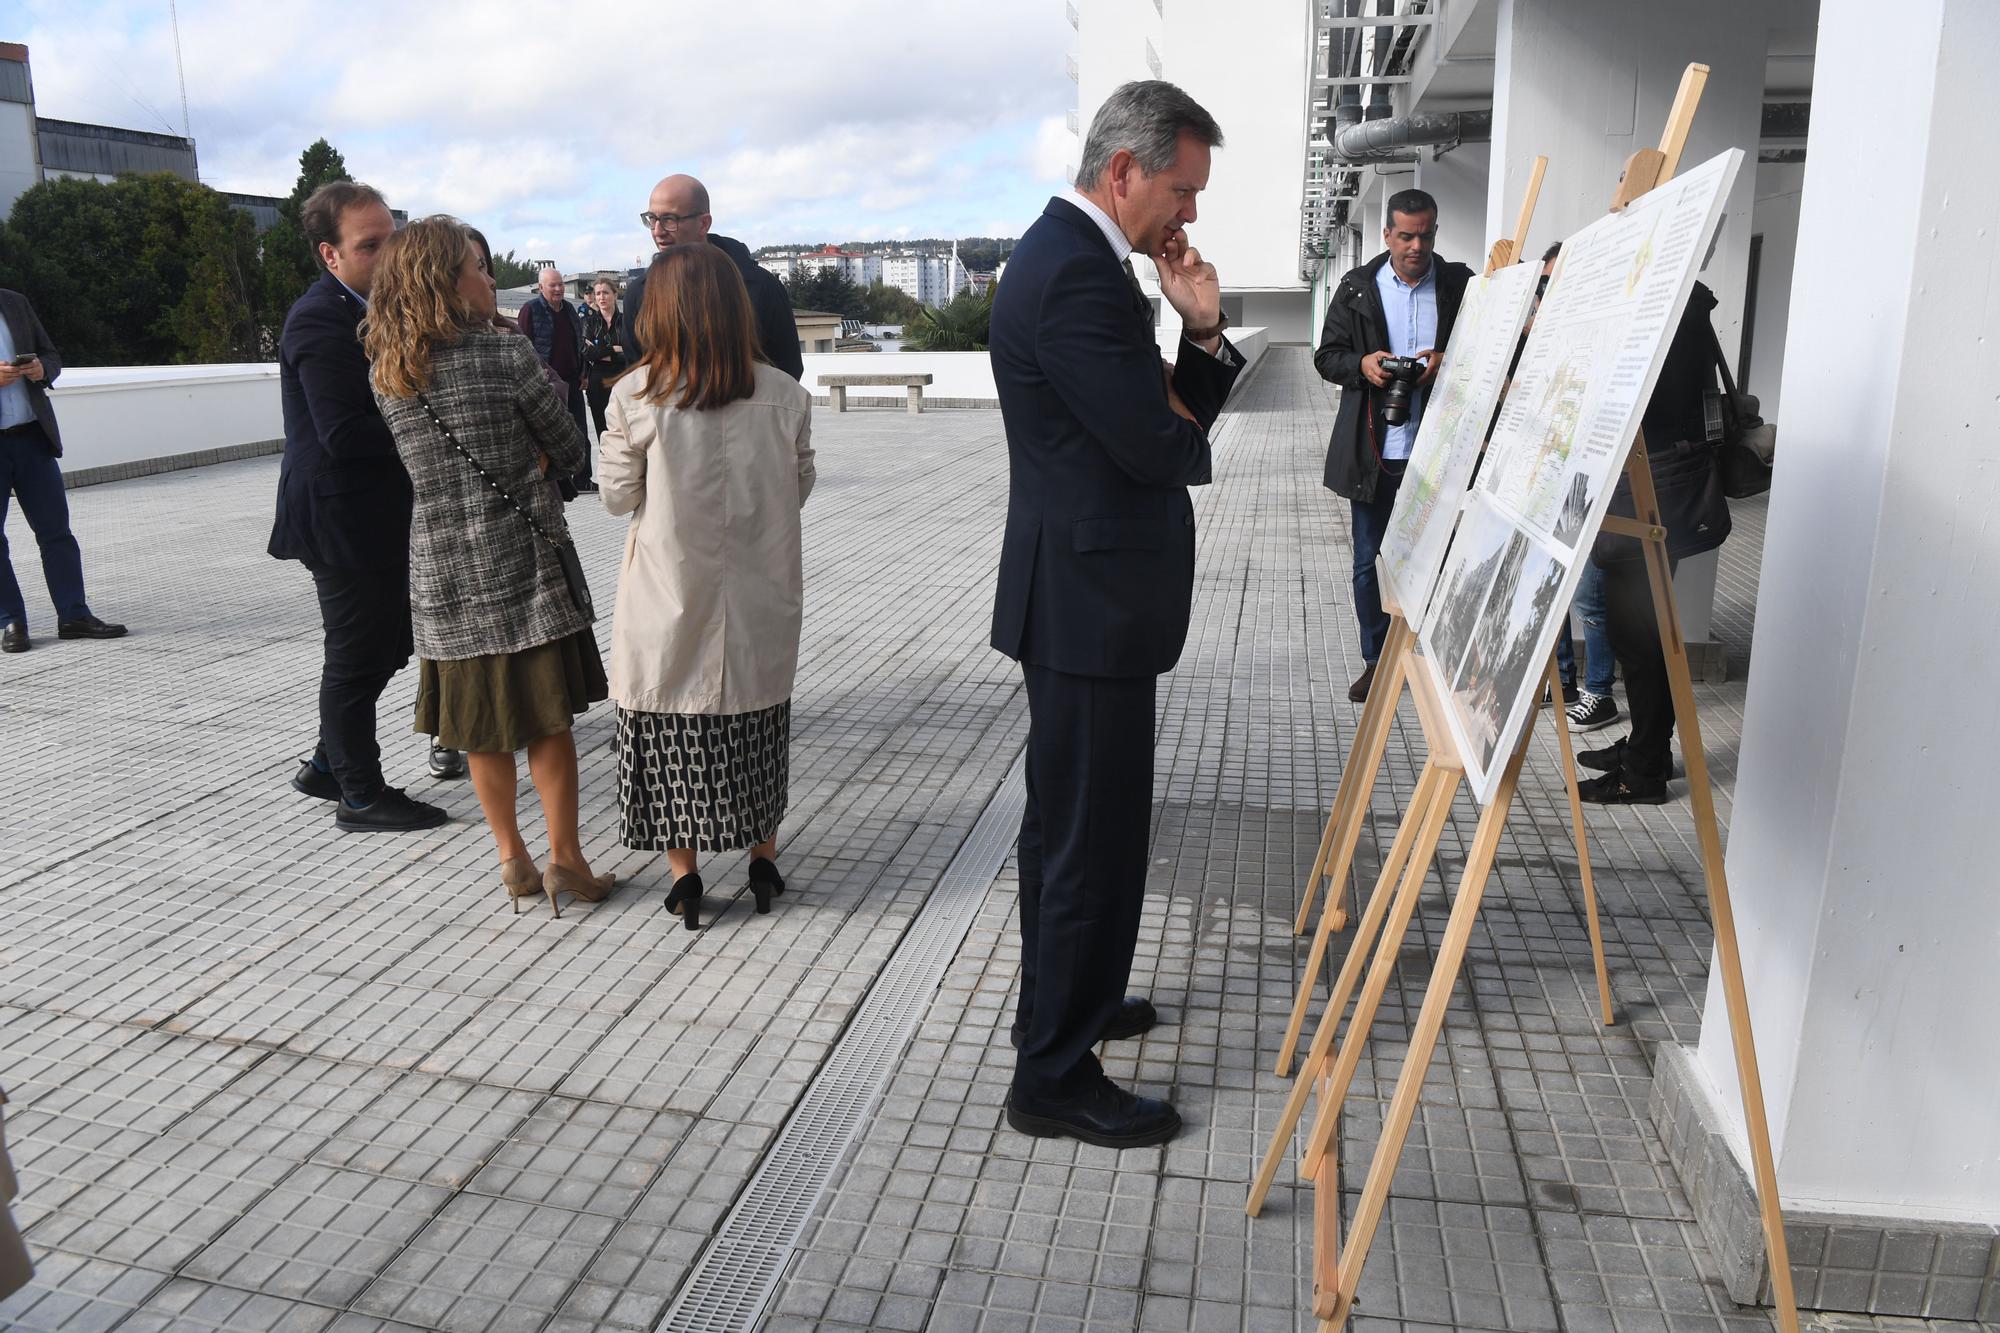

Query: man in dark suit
[[619, 174, 804, 381], [989, 80, 1240, 1149], [0, 288, 126, 653], [269, 181, 448, 832]]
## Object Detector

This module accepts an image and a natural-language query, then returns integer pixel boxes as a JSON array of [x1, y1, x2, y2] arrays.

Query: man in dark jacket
[[991, 80, 1239, 1150], [1314, 188, 1473, 701], [517, 267, 595, 492], [0, 288, 126, 653], [620, 174, 803, 381], [269, 180, 448, 833]]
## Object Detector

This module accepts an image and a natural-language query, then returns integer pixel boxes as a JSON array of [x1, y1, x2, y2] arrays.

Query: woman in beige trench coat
[[599, 244, 815, 930]]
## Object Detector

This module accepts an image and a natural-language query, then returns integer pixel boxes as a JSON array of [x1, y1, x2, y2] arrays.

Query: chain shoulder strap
[[415, 392, 565, 552]]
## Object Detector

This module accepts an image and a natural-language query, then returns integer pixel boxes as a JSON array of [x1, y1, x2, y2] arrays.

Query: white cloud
[[19, 0, 1077, 269]]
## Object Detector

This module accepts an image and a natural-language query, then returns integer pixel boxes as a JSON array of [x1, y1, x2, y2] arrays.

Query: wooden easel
[[1275, 152, 1612, 1091], [1282, 65, 1800, 1333]]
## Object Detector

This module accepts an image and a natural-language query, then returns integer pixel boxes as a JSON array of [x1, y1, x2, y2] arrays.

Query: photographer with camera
[[1314, 188, 1473, 701]]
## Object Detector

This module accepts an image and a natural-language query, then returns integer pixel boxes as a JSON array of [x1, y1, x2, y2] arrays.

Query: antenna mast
[[168, 0, 192, 144]]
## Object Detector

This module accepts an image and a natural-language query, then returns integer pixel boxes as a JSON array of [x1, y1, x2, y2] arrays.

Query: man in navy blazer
[[268, 181, 447, 833], [990, 80, 1240, 1148]]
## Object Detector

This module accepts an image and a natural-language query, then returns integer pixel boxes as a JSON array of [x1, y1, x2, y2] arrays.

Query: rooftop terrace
[[0, 350, 1975, 1333]]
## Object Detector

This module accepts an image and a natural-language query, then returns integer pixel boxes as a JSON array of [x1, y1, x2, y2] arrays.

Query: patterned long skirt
[[616, 701, 791, 853]]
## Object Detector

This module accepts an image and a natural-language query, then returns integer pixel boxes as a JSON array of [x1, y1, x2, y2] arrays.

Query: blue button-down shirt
[[0, 315, 35, 430], [1374, 258, 1438, 461]]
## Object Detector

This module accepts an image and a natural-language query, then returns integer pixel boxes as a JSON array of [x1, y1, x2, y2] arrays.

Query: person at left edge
[[269, 181, 450, 831], [990, 79, 1241, 1150], [0, 286, 126, 653]]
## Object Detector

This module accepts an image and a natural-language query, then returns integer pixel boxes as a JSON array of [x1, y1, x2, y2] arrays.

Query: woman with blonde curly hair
[[363, 216, 614, 917]]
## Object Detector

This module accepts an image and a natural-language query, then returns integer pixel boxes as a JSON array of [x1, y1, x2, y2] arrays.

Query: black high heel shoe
[[665, 873, 703, 930], [747, 857, 785, 913]]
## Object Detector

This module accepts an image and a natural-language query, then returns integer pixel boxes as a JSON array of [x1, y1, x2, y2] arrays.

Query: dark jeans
[[1348, 462, 1405, 662], [308, 563, 413, 806], [0, 422, 88, 627], [1014, 663, 1156, 1099], [1600, 554, 1678, 782], [586, 379, 612, 439]]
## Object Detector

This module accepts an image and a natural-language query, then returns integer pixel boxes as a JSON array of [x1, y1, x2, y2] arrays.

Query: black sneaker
[[291, 758, 341, 801], [428, 742, 466, 780], [335, 787, 450, 833], [1567, 691, 1619, 732], [1541, 680, 1581, 708], [1578, 737, 1629, 773], [1576, 770, 1670, 805]]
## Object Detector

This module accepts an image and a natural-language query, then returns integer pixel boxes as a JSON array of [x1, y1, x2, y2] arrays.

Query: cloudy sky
[[16, 0, 1079, 270]]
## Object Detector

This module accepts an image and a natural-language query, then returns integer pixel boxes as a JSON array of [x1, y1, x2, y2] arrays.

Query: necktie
[[1121, 257, 1153, 315]]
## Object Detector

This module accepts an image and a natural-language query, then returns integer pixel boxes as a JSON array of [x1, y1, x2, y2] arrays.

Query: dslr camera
[[1377, 354, 1427, 425]]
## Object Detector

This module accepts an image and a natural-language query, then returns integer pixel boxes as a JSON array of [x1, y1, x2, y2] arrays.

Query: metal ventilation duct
[[1324, 108, 1493, 162]]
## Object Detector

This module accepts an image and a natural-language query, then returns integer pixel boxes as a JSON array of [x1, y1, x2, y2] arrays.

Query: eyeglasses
[[641, 211, 705, 231]]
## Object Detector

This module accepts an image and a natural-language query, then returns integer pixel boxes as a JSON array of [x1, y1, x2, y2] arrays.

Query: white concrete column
[[1691, 0, 2000, 1224]]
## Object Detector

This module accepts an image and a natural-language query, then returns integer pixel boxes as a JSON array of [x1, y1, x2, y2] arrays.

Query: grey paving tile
[[349, 1192, 617, 1332]]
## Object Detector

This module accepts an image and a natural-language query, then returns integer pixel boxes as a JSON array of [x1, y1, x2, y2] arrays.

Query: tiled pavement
[[0, 349, 1987, 1333]]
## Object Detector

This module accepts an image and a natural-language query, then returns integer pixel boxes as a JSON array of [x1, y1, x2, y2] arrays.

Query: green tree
[[489, 248, 540, 288], [259, 138, 352, 339], [901, 288, 993, 352], [783, 267, 866, 319], [859, 280, 924, 325], [0, 172, 260, 365]]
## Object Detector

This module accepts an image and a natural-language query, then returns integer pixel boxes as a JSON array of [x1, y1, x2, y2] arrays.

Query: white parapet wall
[[49, 333, 1274, 487], [52, 364, 282, 487], [799, 327, 1269, 409]]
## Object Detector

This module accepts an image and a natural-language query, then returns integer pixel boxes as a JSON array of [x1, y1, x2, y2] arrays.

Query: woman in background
[[581, 278, 626, 443], [365, 216, 614, 916], [600, 244, 814, 929]]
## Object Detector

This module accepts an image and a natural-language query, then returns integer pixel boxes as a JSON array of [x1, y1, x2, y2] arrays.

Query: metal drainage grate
[[657, 749, 1027, 1332]]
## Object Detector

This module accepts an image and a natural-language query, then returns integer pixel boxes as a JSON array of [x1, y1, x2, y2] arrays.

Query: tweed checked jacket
[[374, 329, 591, 661]]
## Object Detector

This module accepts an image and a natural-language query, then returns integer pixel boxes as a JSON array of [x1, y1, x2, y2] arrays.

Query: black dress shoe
[[1, 622, 27, 653], [57, 614, 127, 640], [291, 758, 342, 802], [1006, 1077, 1181, 1149], [1011, 996, 1158, 1050], [334, 787, 449, 832], [1579, 737, 1681, 778], [1347, 659, 1377, 703]]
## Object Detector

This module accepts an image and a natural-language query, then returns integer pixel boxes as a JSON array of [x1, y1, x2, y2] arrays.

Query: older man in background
[[518, 267, 594, 492]]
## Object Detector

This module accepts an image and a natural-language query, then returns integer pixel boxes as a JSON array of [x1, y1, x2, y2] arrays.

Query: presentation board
[[1418, 148, 1744, 803], [1378, 260, 1544, 631]]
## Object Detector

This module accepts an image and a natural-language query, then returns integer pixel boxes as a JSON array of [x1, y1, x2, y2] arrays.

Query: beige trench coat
[[600, 363, 815, 715]]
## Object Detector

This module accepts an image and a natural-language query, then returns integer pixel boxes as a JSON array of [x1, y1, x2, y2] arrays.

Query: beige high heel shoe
[[501, 857, 543, 914], [542, 863, 615, 918]]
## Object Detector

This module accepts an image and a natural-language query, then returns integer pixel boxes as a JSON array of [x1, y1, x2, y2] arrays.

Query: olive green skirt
[[414, 630, 608, 754]]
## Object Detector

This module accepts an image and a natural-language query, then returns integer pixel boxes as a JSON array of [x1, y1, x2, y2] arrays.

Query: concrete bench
[[818, 373, 935, 415]]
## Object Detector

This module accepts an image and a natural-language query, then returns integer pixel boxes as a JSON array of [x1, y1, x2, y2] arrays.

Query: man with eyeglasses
[[619, 175, 803, 381]]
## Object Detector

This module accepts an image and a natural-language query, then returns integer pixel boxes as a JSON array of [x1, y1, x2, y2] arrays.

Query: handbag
[[1707, 325, 1776, 498], [1592, 435, 1732, 567], [415, 393, 595, 620]]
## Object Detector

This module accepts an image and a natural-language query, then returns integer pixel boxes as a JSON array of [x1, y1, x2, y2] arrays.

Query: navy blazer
[[990, 198, 1240, 679], [268, 272, 413, 572], [0, 289, 65, 455]]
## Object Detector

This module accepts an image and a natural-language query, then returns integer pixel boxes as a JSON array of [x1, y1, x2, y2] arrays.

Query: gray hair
[[1075, 80, 1224, 190]]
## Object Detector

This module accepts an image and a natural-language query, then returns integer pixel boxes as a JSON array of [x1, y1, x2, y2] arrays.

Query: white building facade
[[880, 252, 968, 307]]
